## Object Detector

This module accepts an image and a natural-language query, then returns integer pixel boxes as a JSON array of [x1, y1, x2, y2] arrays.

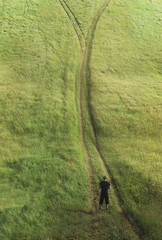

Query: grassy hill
[[0, 0, 161, 239], [90, 0, 162, 239], [0, 0, 91, 238]]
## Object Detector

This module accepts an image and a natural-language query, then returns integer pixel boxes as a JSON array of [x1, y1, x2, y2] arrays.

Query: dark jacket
[[99, 181, 110, 195]]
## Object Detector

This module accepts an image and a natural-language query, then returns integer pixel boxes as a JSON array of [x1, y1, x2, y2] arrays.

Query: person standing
[[99, 176, 110, 210]]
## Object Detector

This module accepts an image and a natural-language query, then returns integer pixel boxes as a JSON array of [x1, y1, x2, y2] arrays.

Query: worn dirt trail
[[59, 0, 139, 239]]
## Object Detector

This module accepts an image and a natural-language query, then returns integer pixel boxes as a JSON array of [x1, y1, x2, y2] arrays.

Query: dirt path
[[59, 0, 139, 239]]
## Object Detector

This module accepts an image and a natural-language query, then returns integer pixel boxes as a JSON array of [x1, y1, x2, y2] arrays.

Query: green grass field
[[0, 1, 91, 238], [0, 0, 161, 239], [90, 0, 162, 239]]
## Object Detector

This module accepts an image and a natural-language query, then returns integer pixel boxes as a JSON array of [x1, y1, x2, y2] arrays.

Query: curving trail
[[59, 0, 85, 49], [59, 0, 139, 239]]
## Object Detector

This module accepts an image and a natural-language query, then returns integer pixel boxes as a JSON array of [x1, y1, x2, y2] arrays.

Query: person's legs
[[99, 194, 104, 209], [105, 194, 109, 210]]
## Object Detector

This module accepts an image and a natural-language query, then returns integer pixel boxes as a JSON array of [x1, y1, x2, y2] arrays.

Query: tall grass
[[90, 0, 162, 239], [0, 0, 161, 239], [0, 0, 91, 239]]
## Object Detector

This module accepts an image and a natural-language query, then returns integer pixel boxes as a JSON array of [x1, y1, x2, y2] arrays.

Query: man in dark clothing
[[99, 176, 110, 210]]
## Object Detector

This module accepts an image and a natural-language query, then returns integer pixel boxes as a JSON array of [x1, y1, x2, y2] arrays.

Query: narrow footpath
[[59, 1, 139, 239]]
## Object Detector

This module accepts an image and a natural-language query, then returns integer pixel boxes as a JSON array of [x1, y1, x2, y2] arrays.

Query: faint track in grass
[[59, 0, 140, 239], [58, 2, 100, 239], [58, 2, 100, 238], [61, 0, 85, 39], [58, 0, 85, 49]]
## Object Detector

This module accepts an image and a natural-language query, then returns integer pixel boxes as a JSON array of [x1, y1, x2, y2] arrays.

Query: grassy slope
[[0, 0, 161, 239], [90, 0, 162, 239], [0, 0, 139, 239], [65, 1, 139, 240], [0, 0, 92, 239]]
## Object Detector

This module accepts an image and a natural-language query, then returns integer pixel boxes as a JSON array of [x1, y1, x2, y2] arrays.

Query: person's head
[[103, 176, 107, 181]]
